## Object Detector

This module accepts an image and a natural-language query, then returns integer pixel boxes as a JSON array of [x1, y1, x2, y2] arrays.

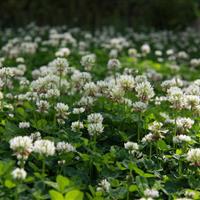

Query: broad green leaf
[[65, 190, 84, 200], [45, 181, 58, 190], [4, 179, 16, 188], [56, 175, 70, 192], [129, 185, 138, 192], [156, 140, 169, 151], [49, 190, 64, 200]]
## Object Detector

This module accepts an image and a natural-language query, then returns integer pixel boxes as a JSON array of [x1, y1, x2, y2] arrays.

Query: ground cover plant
[[0, 25, 200, 199]]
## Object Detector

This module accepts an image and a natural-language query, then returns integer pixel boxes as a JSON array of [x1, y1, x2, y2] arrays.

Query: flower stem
[[42, 158, 46, 179]]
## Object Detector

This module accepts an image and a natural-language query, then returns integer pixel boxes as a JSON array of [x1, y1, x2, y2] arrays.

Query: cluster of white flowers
[[80, 54, 96, 71], [33, 139, 55, 156], [117, 75, 135, 90], [124, 141, 139, 154], [19, 122, 30, 129], [71, 121, 84, 132], [173, 135, 192, 144], [141, 44, 151, 55], [132, 101, 148, 112], [56, 142, 76, 153], [36, 100, 50, 113], [55, 103, 70, 124], [87, 113, 104, 136], [107, 58, 121, 70], [135, 81, 155, 102], [144, 188, 159, 198], [190, 58, 200, 68], [186, 148, 200, 166], [10, 136, 33, 160], [12, 168, 27, 180], [55, 47, 70, 57], [97, 179, 111, 192], [53, 57, 69, 73], [72, 107, 85, 114], [142, 121, 167, 143], [176, 117, 194, 132]]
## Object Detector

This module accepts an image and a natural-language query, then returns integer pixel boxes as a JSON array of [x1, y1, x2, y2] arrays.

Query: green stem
[[178, 159, 182, 176], [137, 113, 142, 142], [149, 143, 152, 159], [42, 158, 46, 179]]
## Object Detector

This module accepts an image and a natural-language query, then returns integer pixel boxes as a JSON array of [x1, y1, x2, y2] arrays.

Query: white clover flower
[[55, 103, 70, 119], [117, 75, 135, 90], [12, 168, 27, 180], [30, 132, 41, 141], [176, 117, 194, 131], [155, 50, 162, 56], [135, 75, 147, 84], [148, 121, 165, 133], [80, 54, 96, 70], [141, 44, 151, 54], [167, 86, 185, 109], [78, 96, 95, 107], [124, 141, 139, 154], [87, 113, 103, 124], [83, 82, 98, 96], [53, 57, 69, 73], [109, 85, 125, 101], [16, 57, 25, 63], [36, 100, 50, 113], [71, 121, 84, 132], [10, 136, 33, 160], [173, 135, 192, 143], [0, 67, 14, 77], [71, 71, 91, 87], [55, 47, 70, 57], [128, 48, 137, 57], [19, 122, 30, 129], [97, 179, 110, 192], [166, 49, 174, 56], [190, 58, 200, 68], [120, 98, 132, 107], [187, 148, 200, 166], [72, 107, 85, 114], [109, 49, 118, 58], [107, 58, 121, 70], [144, 188, 159, 198], [56, 142, 76, 153], [87, 123, 104, 136], [132, 101, 148, 112], [142, 133, 154, 143], [33, 139, 55, 156], [135, 81, 155, 102], [177, 51, 188, 59], [46, 88, 60, 98], [185, 95, 200, 109]]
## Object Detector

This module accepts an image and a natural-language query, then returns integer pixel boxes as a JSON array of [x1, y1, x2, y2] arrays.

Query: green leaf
[[56, 175, 70, 192], [49, 190, 64, 200], [129, 163, 154, 178], [129, 185, 138, 192], [45, 181, 58, 190], [16, 107, 27, 119], [33, 119, 48, 130], [4, 179, 16, 188], [156, 140, 169, 151], [176, 149, 183, 155], [65, 190, 84, 200]]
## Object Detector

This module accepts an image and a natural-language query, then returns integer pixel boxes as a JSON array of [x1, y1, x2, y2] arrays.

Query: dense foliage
[[0, 0, 199, 29], [0, 25, 200, 199]]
